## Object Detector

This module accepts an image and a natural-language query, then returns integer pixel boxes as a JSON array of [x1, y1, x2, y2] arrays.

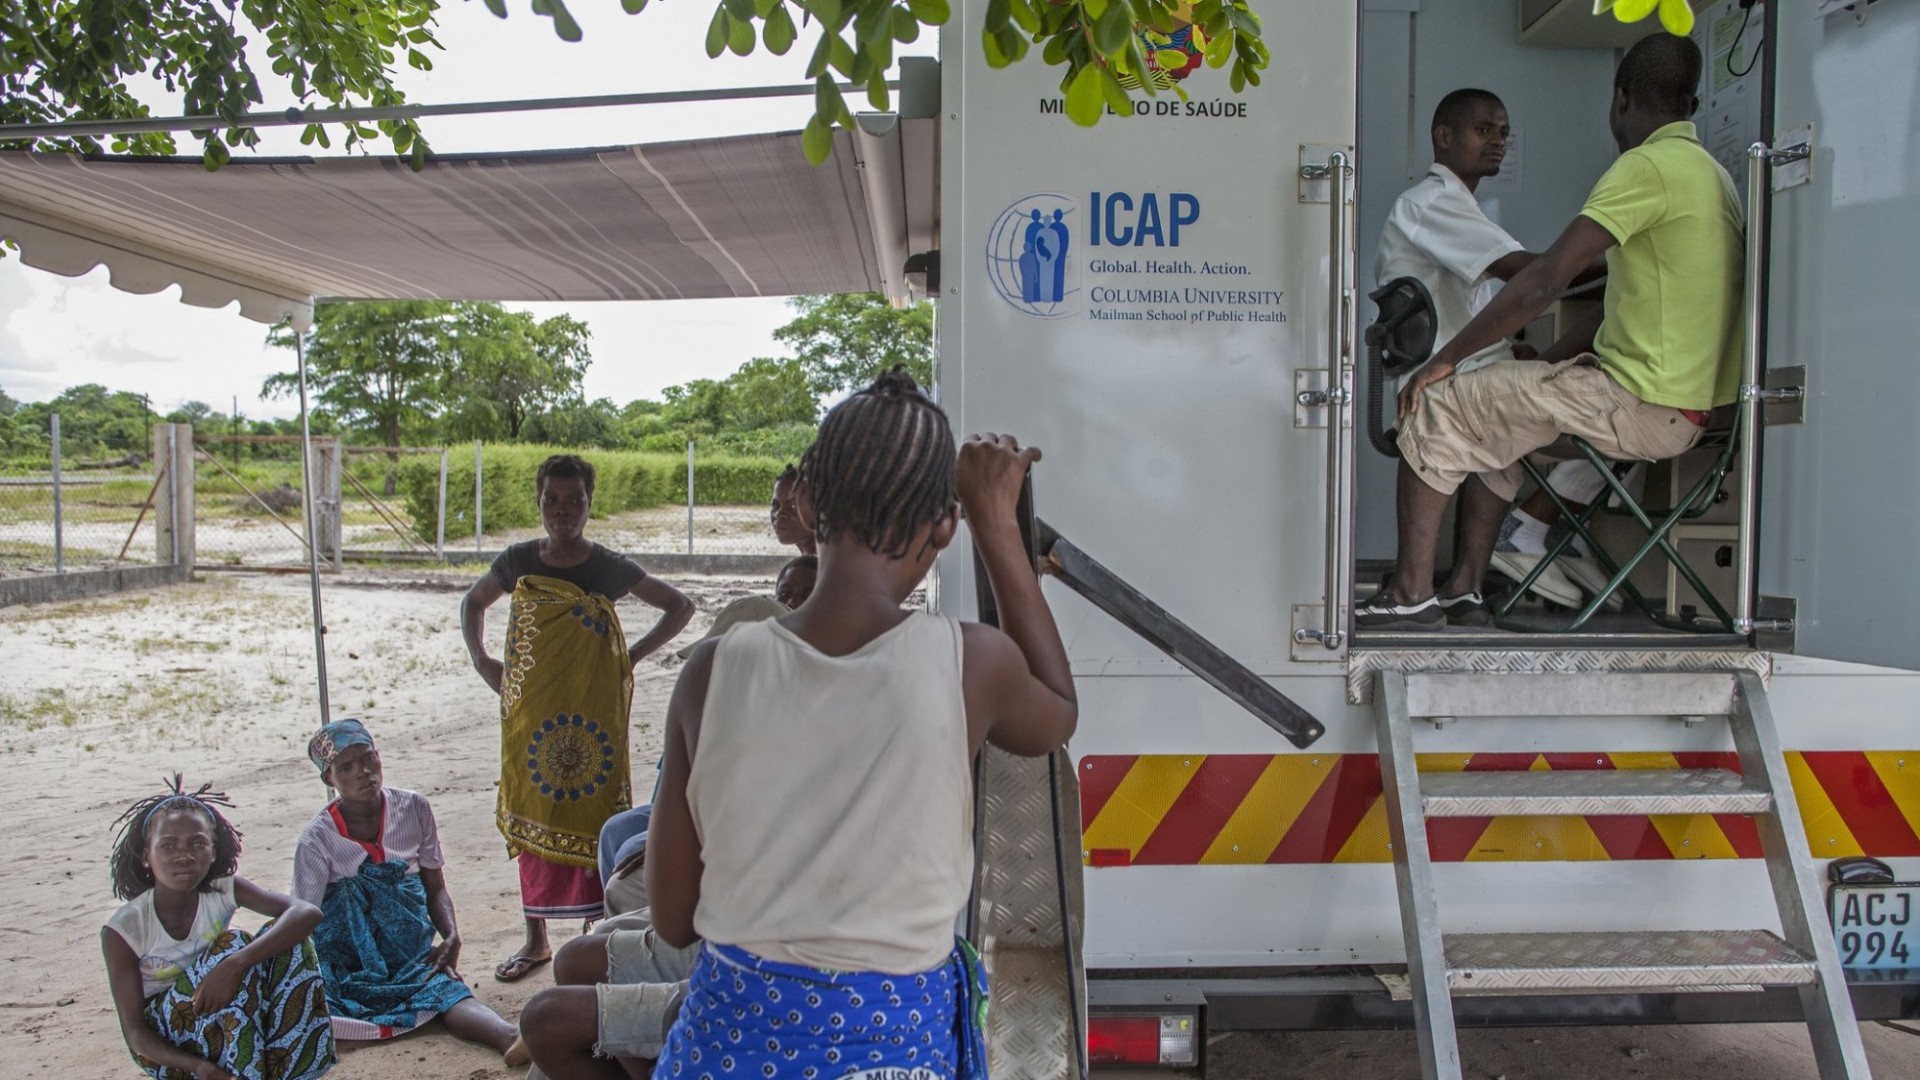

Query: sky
[[0, 3, 937, 419]]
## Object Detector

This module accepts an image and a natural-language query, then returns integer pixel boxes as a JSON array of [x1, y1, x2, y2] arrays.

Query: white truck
[[2, 1, 1915, 1078], [931, 2, 1920, 1079]]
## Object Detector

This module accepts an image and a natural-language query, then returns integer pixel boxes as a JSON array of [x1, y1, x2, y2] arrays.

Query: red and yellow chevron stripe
[[1078, 751, 1920, 866]]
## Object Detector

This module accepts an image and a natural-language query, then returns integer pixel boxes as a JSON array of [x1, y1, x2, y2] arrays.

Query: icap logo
[[986, 193, 1078, 320]]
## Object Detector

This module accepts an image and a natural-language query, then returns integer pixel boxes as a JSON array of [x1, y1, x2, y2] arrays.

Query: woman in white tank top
[[522, 372, 1077, 1080]]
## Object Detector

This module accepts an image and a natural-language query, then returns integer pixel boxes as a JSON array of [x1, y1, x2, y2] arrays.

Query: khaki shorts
[[1397, 357, 1703, 502], [593, 927, 702, 1060]]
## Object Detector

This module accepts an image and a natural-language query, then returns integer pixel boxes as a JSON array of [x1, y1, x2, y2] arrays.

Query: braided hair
[[797, 368, 956, 559], [108, 775, 243, 901]]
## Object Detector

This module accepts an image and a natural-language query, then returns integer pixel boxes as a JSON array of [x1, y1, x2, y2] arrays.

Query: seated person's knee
[[519, 986, 597, 1053], [554, 932, 610, 985]]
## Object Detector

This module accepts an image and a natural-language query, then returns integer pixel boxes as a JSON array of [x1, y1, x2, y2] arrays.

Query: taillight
[[1087, 1011, 1199, 1067]]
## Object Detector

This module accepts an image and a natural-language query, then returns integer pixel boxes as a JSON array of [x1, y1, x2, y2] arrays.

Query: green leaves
[[1065, 64, 1103, 127], [904, 0, 948, 23], [2, 0, 445, 168], [763, 4, 798, 54], [801, 115, 833, 165]]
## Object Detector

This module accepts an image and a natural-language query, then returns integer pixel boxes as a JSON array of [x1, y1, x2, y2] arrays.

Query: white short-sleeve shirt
[[104, 876, 239, 998], [289, 788, 445, 908], [1374, 163, 1527, 372]]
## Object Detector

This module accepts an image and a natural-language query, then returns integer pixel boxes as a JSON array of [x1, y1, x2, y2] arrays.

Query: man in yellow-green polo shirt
[[1356, 32, 1745, 631]]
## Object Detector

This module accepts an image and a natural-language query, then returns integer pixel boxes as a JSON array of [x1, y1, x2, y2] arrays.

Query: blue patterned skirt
[[136, 925, 335, 1080], [313, 860, 472, 1039], [655, 940, 988, 1080]]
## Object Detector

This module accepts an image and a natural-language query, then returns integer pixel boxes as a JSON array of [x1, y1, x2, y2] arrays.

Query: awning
[[0, 118, 935, 327]]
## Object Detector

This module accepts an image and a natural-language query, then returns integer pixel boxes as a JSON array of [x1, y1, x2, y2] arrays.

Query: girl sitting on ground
[[102, 776, 336, 1080], [291, 720, 528, 1065]]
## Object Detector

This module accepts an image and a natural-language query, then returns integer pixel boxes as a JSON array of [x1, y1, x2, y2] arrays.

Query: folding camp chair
[[1491, 405, 1743, 633]]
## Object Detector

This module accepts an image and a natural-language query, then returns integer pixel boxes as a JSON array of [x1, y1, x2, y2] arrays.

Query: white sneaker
[[1559, 554, 1629, 613], [1488, 549, 1584, 608]]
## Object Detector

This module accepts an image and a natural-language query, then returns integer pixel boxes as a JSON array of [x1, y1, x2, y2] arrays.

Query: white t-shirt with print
[[104, 876, 239, 999]]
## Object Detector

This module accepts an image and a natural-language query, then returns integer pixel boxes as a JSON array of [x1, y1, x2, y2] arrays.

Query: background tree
[[13, 383, 157, 455], [522, 396, 622, 448], [444, 305, 593, 441], [1, 0, 441, 166], [0, 384, 18, 457], [264, 301, 455, 490], [165, 400, 216, 425], [725, 356, 818, 430], [774, 293, 933, 395]]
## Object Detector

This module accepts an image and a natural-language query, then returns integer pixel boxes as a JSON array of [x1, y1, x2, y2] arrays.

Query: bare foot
[[504, 1036, 531, 1068]]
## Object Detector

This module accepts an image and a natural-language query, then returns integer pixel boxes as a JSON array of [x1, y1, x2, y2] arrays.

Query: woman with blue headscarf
[[291, 720, 529, 1065]]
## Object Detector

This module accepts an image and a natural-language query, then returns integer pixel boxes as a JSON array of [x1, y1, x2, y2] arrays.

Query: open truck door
[[1757, 1, 1920, 671], [937, 2, 1357, 1077], [936, 3, 1360, 667]]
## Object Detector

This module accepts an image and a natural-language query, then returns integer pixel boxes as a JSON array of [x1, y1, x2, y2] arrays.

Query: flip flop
[[493, 951, 553, 982]]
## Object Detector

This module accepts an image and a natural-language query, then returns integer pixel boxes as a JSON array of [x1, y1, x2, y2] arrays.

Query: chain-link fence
[[5, 424, 791, 589], [186, 438, 788, 570], [189, 435, 316, 569], [0, 415, 171, 578]]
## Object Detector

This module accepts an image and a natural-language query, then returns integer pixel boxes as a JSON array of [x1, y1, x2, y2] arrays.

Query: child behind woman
[[101, 777, 335, 1080], [291, 720, 527, 1064]]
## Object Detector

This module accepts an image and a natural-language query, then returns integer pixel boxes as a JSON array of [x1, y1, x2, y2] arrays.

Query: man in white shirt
[[1374, 87, 1591, 614]]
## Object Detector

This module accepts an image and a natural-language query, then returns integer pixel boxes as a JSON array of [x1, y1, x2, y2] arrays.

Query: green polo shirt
[[1580, 122, 1745, 410]]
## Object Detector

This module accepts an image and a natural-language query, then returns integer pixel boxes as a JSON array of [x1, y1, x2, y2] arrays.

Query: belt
[[1679, 408, 1710, 427]]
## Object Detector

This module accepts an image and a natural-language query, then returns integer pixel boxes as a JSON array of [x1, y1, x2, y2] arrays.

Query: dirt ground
[[3, 573, 1918, 1080]]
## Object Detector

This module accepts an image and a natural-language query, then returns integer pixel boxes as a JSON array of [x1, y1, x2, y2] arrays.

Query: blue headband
[[308, 719, 375, 776]]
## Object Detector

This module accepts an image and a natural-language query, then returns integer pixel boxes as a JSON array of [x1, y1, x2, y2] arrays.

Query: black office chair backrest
[[1366, 276, 1438, 377]]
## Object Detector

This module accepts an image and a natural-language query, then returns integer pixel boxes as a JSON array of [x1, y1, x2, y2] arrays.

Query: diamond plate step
[[1420, 768, 1770, 818], [1445, 930, 1816, 993]]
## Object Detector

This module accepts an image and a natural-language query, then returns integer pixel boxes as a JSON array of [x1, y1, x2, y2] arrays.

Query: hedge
[[396, 444, 785, 533]]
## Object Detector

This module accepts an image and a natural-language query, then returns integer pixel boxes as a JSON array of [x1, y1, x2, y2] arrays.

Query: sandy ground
[[3, 574, 1919, 1080], [0, 571, 763, 1080]]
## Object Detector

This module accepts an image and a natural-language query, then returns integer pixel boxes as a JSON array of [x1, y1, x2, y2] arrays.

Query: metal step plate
[[1445, 930, 1816, 993], [1420, 768, 1771, 818], [972, 746, 1086, 1080]]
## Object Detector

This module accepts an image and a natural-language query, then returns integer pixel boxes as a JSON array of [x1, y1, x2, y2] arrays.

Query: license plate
[[1829, 883, 1919, 970]]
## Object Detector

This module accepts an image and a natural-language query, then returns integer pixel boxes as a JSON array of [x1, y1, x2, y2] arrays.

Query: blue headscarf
[[308, 718, 375, 777]]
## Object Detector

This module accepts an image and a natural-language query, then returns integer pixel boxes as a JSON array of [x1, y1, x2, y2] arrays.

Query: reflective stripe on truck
[[1079, 751, 1920, 865]]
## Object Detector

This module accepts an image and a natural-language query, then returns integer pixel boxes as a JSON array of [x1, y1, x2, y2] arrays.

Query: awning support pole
[[294, 331, 332, 726]]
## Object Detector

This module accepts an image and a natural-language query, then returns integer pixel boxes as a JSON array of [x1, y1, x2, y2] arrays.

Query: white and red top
[[289, 787, 445, 907]]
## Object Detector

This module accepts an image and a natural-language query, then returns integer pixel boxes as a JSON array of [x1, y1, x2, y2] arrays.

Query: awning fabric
[[0, 121, 932, 327]]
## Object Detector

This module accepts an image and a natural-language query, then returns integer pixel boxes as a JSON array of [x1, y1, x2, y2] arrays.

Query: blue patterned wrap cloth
[[312, 860, 472, 1031], [655, 938, 989, 1080]]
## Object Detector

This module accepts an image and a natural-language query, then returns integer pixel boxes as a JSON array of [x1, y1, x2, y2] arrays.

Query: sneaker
[[1488, 549, 1584, 608], [1354, 590, 1447, 631], [1437, 591, 1491, 627], [1559, 554, 1629, 614]]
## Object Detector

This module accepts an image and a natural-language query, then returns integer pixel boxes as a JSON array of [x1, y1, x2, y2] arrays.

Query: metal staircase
[[1375, 670, 1871, 1080]]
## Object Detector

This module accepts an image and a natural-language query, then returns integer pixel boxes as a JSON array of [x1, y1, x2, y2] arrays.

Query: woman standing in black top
[[460, 455, 693, 982]]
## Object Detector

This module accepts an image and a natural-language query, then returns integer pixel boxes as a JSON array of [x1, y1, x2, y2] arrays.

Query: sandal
[[493, 951, 553, 982]]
